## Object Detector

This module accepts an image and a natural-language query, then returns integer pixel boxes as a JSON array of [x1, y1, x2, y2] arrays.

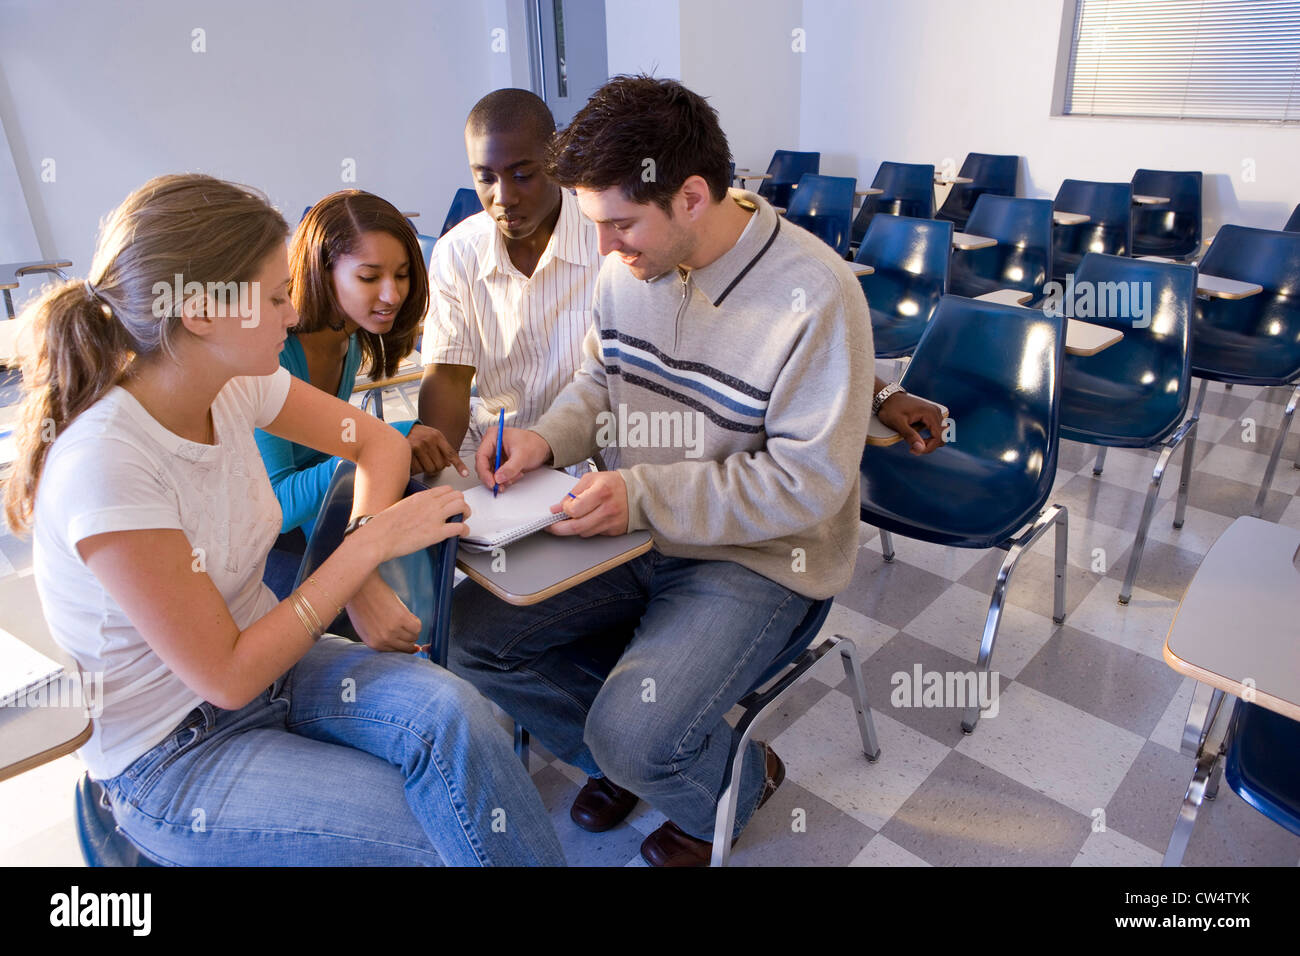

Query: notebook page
[[460, 469, 580, 549]]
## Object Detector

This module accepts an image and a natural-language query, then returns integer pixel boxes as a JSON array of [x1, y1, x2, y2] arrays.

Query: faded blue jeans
[[449, 551, 812, 841], [102, 637, 565, 866]]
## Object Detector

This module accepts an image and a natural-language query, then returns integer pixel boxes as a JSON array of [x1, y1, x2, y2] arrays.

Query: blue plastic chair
[[74, 774, 160, 866], [859, 294, 1067, 733], [785, 174, 858, 257], [851, 162, 936, 249], [1183, 225, 1300, 515], [1285, 204, 1300, 233], [948, 195, 1054, 302], [512, 596, 881, 867], [1164, 698, 1300, 865], [297, 461, 460, 667], [1131, 169, 1202, 260], [936, 153, 1019, 232], [854, 215, 952, 358], [417, 233, 437, 272], [756, 150, 820, 211], [441, 188, 481, 237], [1058, 253, 1198, 604], [1052, 179, 1133, 282]]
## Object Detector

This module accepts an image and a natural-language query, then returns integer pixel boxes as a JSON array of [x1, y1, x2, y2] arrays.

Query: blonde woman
[[3, 174, 563, 866]]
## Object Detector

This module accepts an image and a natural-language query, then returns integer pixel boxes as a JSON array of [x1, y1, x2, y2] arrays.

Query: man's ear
[[678, 175, 714, 220]]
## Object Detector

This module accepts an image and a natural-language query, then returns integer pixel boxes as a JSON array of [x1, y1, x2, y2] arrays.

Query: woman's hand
[[406, 423, 469, 477], [361, 485, 471, 565], [345, 573, 424, 654]]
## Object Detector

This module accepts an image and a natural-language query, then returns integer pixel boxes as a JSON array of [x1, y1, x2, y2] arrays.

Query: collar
[[676, 188, 780, 307], [478, 187, 593, 282]]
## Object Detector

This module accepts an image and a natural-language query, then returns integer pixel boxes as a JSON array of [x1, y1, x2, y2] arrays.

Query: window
[[1059, 0, 1300, 122]]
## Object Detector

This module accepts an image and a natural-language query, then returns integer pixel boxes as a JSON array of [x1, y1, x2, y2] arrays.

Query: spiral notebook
[[458, 468, 579, 552]]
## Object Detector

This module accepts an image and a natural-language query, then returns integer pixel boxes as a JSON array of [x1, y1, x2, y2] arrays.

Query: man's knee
[[584, 681, 694, 790]]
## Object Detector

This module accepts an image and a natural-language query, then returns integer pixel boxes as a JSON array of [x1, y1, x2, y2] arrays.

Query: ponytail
[[2, 172, 288, 534]]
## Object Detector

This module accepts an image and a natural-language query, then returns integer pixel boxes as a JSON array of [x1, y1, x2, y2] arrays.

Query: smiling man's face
[[576, 185, 695, 281]]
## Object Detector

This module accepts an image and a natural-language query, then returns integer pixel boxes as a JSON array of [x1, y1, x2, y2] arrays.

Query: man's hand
[[475, 426, 553, 490], [548, 470, 629, 537], [878, 391, 946, 455], [406, 423, 469, 477], [345, 572, 424, 654]]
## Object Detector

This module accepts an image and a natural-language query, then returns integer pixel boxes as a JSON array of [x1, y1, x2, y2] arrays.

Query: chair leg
[[1162, 748, 1217, 866], [961, 504, 1066, 734], [1180, 683, 1223, 758], [710, 717, 759, 868], [1119, 416, 1196, 605], [879, 529, 895, 562], [1053, 505, 1067, 625], [1252, 384, 1299, 517], [513, 724, 530, 768], [1092, 446, 1108, 476], [1173, 417, 1198, 530], [835, 635, 881, 761]]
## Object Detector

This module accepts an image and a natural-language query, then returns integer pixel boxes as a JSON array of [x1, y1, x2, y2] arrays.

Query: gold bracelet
[[303, 576, 342, 622], [295, 591, 324, 636], [289, 594, 319, 640]]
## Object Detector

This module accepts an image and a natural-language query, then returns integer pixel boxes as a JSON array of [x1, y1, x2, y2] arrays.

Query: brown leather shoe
[[640, 743, 785, 867], [570, 776, 639, 832]]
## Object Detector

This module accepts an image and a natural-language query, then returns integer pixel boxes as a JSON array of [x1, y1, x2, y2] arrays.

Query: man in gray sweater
[[450, 75, 942, 866]]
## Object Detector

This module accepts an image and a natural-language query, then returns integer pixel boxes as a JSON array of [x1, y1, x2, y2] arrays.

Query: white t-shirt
[[32, 368, 292, 779]]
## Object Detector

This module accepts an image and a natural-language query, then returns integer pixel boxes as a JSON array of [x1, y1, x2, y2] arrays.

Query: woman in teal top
[[257, 190, 467, 596]]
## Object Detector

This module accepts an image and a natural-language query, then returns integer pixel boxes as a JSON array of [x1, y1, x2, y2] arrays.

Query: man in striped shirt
[[418, 89, 600, 464]]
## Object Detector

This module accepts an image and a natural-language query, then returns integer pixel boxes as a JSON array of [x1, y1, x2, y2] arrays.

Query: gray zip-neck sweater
[[531, 190, 874, 599]]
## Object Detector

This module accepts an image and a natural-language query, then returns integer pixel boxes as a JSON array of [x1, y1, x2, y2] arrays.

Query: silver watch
[[343, 515, 376, 538], [872, 382, 906, 415]]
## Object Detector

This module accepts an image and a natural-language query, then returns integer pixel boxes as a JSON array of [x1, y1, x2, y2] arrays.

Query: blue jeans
[[103, 637, 565, 866], [449, 551, 812, 841]]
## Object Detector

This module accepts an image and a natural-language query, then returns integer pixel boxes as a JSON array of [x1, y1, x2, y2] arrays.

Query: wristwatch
[[343, 515, 376, 538], [872, 382, 906, 415]]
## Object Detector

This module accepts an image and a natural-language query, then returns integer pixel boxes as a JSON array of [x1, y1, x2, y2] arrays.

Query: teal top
[[254, 334, 414, 536]]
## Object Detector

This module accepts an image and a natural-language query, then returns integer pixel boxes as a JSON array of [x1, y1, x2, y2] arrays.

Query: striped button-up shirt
[[422, 187, 600, 448]]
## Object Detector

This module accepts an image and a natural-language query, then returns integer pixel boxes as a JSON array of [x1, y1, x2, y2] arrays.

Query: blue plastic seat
[[441, 188, 481, 237], [948, 195, 1054, 302], [756, 150, 820, 210], [1284, 204, 1300, 233], [936, 152, 1019, 232], [854, 215, 952, 358], [74, 774, 160, 866], [851, 162, 936, 248], [417, 233, 437, 272], [296, 461, 460, 666], [1184, 225, 1300, 515], [1058, 253, 1198, 603], [785, 173, 857, 257], [859, 294, 1067, 733], [1131, 169, 1202, 260], [1052, 179, 1133, 282]]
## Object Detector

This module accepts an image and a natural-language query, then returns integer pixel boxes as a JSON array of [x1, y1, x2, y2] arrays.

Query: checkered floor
[[2, 379, 1298, 866]]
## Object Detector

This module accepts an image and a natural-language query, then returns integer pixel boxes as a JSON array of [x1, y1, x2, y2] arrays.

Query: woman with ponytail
[[3, 174, 563, 866]]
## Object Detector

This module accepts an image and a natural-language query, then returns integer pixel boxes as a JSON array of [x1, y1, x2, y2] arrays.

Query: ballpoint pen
[[493, 406, 504, 497]]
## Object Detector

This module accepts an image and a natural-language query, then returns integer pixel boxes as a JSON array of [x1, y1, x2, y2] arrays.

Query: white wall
[[797, 0, 1300, 233], [0, 0, 531, 301], [606, 0, 681, 78]]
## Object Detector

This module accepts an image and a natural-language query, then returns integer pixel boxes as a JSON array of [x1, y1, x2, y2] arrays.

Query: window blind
[[1064, 0, 1300, 121]]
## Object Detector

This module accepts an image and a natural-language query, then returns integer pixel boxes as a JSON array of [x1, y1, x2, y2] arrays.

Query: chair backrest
[[1285, 204, 1300, 233], [758, 150, 820, 209], [785, 173, 857, 256], [417, 233, 437, 272], [441, 188, 482, 237], [1130, 169, 1202, 259], [1193, 224, 1300, 384], [861, 294, 1064, 545], [853, 162, 936, 244], [297, 461, 460, 666], [1052, 180, 1134, 275], [937, 152, 1019, 228], [949, 195, 1054, 301], [854, 215, 952, 357], [1058, 252, 1196, 446]]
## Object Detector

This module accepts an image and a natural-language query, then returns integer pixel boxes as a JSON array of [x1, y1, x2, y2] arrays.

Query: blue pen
[[493, 407, 505, 497]]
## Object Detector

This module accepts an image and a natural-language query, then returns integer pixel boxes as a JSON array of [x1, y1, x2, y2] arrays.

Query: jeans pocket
[[111, 710, 206, 805]]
